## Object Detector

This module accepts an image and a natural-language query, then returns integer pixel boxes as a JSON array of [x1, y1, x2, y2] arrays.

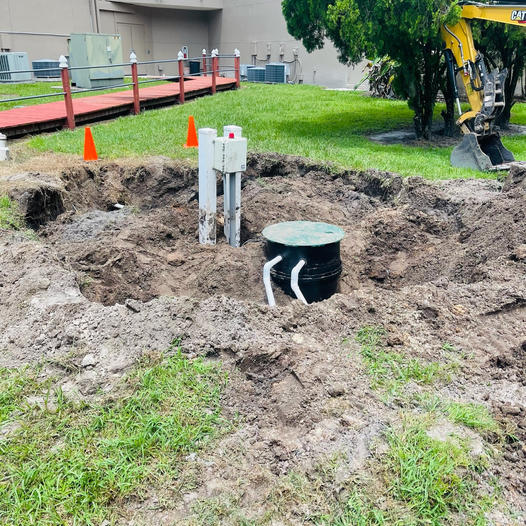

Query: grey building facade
[[0, 0, 363, 88]]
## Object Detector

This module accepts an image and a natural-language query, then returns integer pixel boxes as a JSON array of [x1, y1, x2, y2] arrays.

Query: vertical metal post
[[178, 51, 185, 104], [234, 48, 241, 88], [59, 55, 75, 130], [202, 49, 207, 77], [198, 128, 218, 245], [211, 49, 218, 95], [223, 125, 243, 247], [130, 51, 140, 115]]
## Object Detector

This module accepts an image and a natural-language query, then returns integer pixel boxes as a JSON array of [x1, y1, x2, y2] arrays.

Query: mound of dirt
[[1, 153, 525, 522]]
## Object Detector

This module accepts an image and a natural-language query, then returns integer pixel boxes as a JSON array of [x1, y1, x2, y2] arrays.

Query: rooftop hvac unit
[[0, 52, 31, 83], [247, 66, 266, 82], [32, 59, 61, 78], [240, 64, 255, 78], [265, 63, 287, 84]]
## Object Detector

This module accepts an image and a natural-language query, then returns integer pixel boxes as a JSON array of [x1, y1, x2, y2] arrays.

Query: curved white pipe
[[263, 255, 282, 307], [291, 259, 308, 305]]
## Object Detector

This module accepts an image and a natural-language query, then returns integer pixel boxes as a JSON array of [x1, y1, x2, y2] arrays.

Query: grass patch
[[322, 414, 499, 526], [385, 415, 494, 525], [320, 491, 389, 525], [355, 327, 454, 397], [0, 195, 24, 231], [445, 402, 500, 435], [24, 83, 526, 179], [0, 349, 228, 525]]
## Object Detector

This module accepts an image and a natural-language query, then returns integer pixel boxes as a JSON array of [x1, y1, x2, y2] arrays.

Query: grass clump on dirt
[[322, 414, 499, 526], [355, 327, 454, 396], [0, 195, 24, 231], [0, 349, 227, 525], [445, 402, 500, 435], [385, 415, 489, 524], [26, 83, 526, 179]]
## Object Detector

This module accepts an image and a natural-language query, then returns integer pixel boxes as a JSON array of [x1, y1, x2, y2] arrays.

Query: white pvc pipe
[[291, 259, 308, 305], [263, 255, 282, 307], [198, 128, 218, 245], [0, 133, 9, 162]]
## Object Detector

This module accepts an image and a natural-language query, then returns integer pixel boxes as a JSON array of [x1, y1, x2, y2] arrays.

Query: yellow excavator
[[441, 1, 525, 170]]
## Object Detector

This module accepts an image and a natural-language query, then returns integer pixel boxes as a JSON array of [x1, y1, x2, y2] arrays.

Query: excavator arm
[[440, 2, 526, 170]]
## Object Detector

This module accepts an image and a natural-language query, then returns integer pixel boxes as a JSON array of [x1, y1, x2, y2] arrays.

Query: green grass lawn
[[0, 350, 228, 525], [23, 83, 526, 179]]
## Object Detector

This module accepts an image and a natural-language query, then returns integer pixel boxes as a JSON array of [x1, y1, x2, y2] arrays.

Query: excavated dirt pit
[[1, 153, 526, 523]]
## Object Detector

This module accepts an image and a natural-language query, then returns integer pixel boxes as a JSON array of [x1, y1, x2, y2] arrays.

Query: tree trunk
[[496, 59, 523, 128]]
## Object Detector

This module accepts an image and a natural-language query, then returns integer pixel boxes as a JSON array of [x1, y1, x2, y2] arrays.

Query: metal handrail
[[0, 70, 236, 106], [0, 51, 241, 131], [0, 53, 238, 76], [0, 92, 66, 103]]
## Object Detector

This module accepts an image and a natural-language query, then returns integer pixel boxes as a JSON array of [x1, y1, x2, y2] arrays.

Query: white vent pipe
[[263, 255, 282, 307], [291, 259, 308, 305]]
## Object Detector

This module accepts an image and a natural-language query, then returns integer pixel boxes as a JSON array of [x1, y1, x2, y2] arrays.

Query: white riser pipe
[[291, 259, 308, 305], [198, 128, 218, 245], [263, 255, 282, 307], [0, 133, 9, 161]]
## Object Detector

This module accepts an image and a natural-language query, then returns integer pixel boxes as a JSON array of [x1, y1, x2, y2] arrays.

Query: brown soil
[[1, 154, 525, 524]]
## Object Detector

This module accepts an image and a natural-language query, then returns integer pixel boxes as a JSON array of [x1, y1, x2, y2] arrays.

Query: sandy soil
[[1, 154, 525, 524]]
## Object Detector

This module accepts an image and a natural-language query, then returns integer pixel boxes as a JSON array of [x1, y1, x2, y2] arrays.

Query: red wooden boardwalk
[[0, 76, 237, 138]]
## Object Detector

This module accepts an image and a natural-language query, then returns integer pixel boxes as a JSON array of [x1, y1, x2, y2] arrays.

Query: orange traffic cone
[[183, 115, 198, 148], [83, 127, 98, 161]]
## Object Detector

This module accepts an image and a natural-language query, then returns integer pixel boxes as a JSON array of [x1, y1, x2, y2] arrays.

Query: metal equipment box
[[68, 33, 124, 89], [240, 64, 255, 79], [32, 59, 61, 78], [265, 63, 287, 84], [247, 67, 266, 82], [213, 137, 248, 173], [0, 52, 31, 83]]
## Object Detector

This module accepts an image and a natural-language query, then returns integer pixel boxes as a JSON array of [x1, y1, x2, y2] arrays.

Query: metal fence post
[[211, 49, 218, 95], [223, 125, 243, 247], [234, 48, 241, 89], [202, 49, 207, 77], [130, 51, 140, 115], [59, 55, 75, 130], [178, 51, 185, 104]]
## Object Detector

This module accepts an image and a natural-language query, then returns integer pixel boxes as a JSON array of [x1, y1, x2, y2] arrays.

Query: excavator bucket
[[451, 133, 515, 171]]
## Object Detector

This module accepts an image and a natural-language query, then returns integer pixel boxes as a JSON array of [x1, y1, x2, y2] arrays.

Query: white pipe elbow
[[263, 255, 282, 307], [291, 259, 308, 305]]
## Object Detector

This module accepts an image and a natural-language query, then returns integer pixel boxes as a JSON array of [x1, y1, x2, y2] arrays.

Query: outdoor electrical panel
[[69, 33, 124, 89], [213, 137, 248, 173]]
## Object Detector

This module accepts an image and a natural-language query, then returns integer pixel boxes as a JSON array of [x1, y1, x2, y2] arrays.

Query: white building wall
[[210, 0, 363, 89], [0, 0, 363, 89]]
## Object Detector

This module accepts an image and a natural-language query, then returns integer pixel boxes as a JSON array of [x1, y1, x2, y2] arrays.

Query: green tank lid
[[262, 221, 345, 247]]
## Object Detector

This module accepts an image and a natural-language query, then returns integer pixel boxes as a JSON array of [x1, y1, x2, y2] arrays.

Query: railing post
[[178, 51, 185, 104], [59, 55, 75, 130], [234, 48, 241, 89], [211, 48, 218, 95], [130, 51, 140, 115], [202, 49, 207, 77]]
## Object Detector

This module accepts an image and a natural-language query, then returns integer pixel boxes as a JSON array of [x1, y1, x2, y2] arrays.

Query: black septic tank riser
[[262, 221, 344, 304]]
